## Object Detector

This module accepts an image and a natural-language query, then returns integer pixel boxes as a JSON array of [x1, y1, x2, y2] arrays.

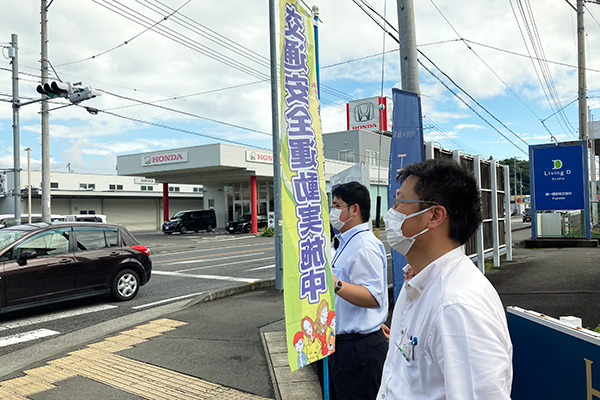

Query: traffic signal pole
[[41, 0, 51, 223], [11, 34, 22, 225]]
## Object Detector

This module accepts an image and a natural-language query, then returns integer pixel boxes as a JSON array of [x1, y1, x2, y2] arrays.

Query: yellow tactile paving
[[0, 318, 271, 400], [0, 387, 29, 400], [22, 364, 75, 383]]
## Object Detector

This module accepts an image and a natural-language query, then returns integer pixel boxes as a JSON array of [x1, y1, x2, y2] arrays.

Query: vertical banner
[[279, 0, 335, 372], [388, 88, 424, 301]]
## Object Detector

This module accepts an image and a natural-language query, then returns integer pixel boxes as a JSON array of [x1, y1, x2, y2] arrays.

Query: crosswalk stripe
[[245, 264, 275, 272], [0, 304, 117, 332], [0, 329, 60, 348], [152, 270, 256, 283]]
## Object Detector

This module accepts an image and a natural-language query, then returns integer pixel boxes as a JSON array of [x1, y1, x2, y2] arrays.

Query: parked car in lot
[[0, 222, 151, 313], [57, 214, 108, 223], [162, 209, 216, 234], [226, 214, 268, 234], [523, 207, 532, 222], [0, 214, 64, 229]]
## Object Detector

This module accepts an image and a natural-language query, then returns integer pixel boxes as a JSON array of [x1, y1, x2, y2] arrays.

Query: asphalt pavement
[[0, 226, 598, 400]]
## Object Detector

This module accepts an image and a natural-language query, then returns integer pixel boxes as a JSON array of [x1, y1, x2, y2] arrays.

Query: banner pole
[[312, 6, 330, 400]]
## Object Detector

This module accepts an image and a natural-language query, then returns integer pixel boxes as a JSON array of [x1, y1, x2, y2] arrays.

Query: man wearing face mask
[[328, 181, 388, 400], [377, 159, 512, 400]]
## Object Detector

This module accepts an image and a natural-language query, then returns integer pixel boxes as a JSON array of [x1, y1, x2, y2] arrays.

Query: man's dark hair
[[332, 181, 371, 223], [398, 158, 482, 245]]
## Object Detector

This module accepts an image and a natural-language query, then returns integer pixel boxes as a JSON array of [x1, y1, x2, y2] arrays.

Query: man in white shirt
[[329, 181, 388, 399], [377, 158, 513, 400]]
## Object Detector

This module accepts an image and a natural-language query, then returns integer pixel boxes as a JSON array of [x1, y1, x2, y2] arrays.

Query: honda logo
[[354, 102, 374, 122]]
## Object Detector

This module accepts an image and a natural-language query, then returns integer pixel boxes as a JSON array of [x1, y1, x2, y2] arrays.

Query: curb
[[186, 279, 277, 307]]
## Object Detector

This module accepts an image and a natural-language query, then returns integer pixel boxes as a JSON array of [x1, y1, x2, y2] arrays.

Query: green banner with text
[[279, 0, 335, 372]]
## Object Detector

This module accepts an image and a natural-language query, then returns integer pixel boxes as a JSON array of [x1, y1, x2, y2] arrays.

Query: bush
[[261, 226, 275, 237]]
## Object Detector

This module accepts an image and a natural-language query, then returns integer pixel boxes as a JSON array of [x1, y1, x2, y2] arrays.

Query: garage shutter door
[[104, 199, 159, 232]]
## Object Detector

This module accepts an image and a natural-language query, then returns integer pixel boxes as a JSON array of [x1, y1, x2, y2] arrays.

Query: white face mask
[[383, 207, 433, 256], [330, 207, 352, 231]]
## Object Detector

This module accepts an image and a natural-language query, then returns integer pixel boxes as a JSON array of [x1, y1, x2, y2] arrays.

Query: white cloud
[[0, 0, 595, 170]]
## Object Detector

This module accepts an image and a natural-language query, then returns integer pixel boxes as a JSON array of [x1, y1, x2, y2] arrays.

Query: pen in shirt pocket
[[409, 336, 418, 361]]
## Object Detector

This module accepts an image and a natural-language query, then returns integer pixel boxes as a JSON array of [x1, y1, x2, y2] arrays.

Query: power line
[[460, 39, 600, 74], [91, 0, 355, 103], [510, 0, 576, 136], [350, 0, 529, 155], [83, 105, 271, 150], [417, 57, 528, 156], [56, 0, 191, 67], [98, 88, 272, 137], [428, 0, 564, 142]]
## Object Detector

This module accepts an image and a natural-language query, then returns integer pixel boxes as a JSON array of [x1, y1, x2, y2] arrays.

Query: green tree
[[498, 158, 530, 196]]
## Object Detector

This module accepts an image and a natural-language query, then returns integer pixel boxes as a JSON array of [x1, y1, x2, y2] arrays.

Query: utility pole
[[397, 0, 420, 93], [10, 34, 22, 225], [41, 0, 51, 223], [577, 0, 588, 141], [590, 109, 598, 225], [513, 158, 518, 208], [269, 0, 283, 290]]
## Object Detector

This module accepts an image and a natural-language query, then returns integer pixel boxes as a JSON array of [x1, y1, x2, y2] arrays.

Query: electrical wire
[[81, 105, 271, 150], [91, 0, 355, 103], [98, 88, 272, 137], [55, 0, 191, 67], [427, 0, 564, 143], [351, 0, 529, 155], [510, 0, 576, 136]]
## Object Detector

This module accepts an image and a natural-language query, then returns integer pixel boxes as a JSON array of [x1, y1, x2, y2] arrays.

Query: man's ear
[[426, 205, 447, 230], [351, 203, 361, 218]]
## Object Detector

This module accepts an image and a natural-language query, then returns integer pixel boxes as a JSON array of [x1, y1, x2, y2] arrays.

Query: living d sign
[[142, 151, 188, 167]]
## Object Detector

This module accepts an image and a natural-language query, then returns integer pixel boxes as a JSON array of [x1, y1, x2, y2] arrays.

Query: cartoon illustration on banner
[[279, 0, 336, 372]]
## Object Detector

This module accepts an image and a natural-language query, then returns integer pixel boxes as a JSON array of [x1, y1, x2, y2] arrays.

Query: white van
[[58, 214, 108, 223]]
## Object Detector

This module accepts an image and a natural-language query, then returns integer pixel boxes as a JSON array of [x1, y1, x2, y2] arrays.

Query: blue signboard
[[388, 88, 424, 301], [530, 142, 587, 211], [508, 307, 600, 399]]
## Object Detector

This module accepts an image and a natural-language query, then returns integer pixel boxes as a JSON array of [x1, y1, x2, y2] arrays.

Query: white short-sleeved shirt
[[377, 247, 513, 400], [331, 222, 388, 335]]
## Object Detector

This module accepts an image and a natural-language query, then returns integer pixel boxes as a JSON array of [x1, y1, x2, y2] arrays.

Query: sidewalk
[[0, 229, 598, 399]]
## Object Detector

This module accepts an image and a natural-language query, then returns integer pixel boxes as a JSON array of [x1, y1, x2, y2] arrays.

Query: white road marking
[[132, 292, 206, 310], [245, 264, 275, 272], [176, 256, 274, 272], [0, 329, 60, 348], [0, 304, 118, 332], [169, 253, 264, 265], [152, 270, 256, 283], [151, 242, 273, 258], [197, 236, 256, 242]]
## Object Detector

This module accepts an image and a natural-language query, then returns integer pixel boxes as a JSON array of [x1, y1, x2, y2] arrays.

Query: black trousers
[[329, 330, 388, 400]]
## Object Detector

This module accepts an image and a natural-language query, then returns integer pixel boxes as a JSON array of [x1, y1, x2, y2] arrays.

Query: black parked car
[[523, 207, 532, 222], [162, 209, 216, 234], [226, 214, 268, 234], [0, 222, 151, 313]]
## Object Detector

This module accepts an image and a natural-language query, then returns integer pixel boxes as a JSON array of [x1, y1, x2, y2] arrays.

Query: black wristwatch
[[334, 280, 343, 293]]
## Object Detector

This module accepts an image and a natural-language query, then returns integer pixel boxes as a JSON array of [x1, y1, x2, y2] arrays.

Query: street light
[[24, 147, 32, 223]]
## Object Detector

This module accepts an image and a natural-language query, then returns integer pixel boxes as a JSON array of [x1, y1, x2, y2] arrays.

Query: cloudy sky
[[1, 0, 599, 176]]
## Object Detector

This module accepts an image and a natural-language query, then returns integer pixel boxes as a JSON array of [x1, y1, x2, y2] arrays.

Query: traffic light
[[36, 81, 101, 104], [68, 86, 101, 104], [36, 81, 72, 99]]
